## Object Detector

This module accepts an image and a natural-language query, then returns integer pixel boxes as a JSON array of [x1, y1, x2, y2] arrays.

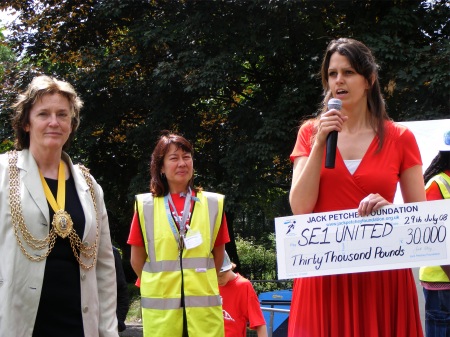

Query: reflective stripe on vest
[[135, 191, 224, 310], [420, 172, 450, 283], [143, 257, 215, 273], [140, 191, 220, 269], [425, 173, 450, 199], [141, 294, 222, 310]]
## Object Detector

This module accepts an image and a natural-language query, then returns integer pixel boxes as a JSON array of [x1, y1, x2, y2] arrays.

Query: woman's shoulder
[[197, 191, 225, 205], [299, 118, 317, 133], [135, 192, 154, 199], [0, 151, 9, 164], [384, 120, 416, 142], [136, 193, 162, 206], [197, 190, 224, 197], [0, 149, 23, 168]]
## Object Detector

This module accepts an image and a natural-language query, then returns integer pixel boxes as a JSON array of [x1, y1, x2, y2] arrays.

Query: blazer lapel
[[18, 150, 51, 224]]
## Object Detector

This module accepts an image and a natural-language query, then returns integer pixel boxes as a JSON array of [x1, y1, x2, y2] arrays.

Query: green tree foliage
[[0, 0, 448, 278], [0, 24, 19, 148], [235, 234, 289, 292], [236, 234, 277, 280]]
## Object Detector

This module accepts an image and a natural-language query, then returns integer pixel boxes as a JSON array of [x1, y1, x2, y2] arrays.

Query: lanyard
[[164, 187, 194, 249], [38, 160, 74, 239], [39, 161, 65, 212]]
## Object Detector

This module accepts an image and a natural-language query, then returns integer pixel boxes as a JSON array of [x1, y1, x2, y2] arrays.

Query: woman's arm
[[91, 182, 119, 335], [289, 152, 323, 215], [358, 165, 426, 216], [212, 244, 225, 273], [130, 245, 147, 280], [289, 110, 347, 215], [399, 165, 426, 203], [256, 324, 268, 337]]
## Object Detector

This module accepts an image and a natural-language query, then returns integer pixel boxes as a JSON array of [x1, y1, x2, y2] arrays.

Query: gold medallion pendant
[[53, 209, 74, 238], [9, 152, 99, 268]]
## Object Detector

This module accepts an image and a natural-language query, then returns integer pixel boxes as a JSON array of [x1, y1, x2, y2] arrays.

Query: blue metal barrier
[[258, 289, 292, 337]]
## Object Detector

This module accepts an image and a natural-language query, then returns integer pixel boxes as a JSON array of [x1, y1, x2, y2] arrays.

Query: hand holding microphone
[[325, 98, 342, 169]]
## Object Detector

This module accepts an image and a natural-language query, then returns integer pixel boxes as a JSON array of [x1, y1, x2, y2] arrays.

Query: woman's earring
[[161, 172, 166, 179]]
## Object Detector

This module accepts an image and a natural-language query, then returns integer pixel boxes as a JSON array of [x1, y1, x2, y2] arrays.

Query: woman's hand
[[316, 108, 348, 146], [358, 193, 391, 217]]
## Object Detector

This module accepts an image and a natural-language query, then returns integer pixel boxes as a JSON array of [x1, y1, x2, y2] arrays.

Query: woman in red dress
[[289, 38, 426, 337]]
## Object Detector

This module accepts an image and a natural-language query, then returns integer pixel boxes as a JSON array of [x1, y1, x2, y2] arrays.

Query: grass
[[126, 284, 142, 323]]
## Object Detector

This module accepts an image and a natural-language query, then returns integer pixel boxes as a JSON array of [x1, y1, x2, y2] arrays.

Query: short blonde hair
[[11, 75, 83, 150]]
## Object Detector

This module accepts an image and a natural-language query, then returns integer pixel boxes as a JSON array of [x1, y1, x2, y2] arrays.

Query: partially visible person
[[113, 246, 130, 333], [419, 129, 450, 337], [289, 38, 426, 337], [128, 131, 229, 337], [218, 251, 268, 337], [0, 75, 118, 336]]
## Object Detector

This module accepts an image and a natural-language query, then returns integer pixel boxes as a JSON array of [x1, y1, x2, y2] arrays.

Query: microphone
[[325, 98, 342, 169]]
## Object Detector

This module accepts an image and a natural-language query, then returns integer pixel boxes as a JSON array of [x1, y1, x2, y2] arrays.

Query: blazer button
[[83, 241, 89, 247], [81, 273, 86, 281], [83, 306, 89, 313]]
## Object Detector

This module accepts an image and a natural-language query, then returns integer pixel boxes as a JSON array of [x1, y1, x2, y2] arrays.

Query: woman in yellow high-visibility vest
[[419, 130, 450, 337], [128, 131, 230, 337]]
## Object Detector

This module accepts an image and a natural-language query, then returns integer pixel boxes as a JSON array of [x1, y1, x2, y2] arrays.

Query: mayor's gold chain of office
[[8, 150, 99, 270]]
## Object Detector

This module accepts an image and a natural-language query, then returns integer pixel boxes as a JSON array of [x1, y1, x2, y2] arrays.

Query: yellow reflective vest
[[419, 172, 450, 283], [135, 191, 225, 337]]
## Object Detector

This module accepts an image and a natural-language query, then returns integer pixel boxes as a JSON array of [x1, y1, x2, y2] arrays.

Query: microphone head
[[327, 98, 342, 111]]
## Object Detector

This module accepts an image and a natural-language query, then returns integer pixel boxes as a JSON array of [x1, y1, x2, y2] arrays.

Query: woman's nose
[[48, 113, 59, 126], [335, 73, 344, 83]]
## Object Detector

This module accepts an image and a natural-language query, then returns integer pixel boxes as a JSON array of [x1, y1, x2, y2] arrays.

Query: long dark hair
[[424, 151, 450, 184], [150, 131, 199, 197], [319, 38, 389, 150]]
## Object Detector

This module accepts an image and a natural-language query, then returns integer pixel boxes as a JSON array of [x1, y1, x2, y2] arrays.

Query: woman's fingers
[[358, 193, 391, 216]]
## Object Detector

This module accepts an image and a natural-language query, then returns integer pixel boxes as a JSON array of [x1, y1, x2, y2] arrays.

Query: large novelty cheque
[[275, 199, 450, 279]]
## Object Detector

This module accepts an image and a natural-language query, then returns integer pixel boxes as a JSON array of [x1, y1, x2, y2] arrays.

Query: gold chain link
[[71, 163, 99, 270], [8, 151, 99, 269]]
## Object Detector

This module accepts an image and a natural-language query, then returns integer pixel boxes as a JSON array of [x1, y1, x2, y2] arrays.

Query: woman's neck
[[342, 107, 372, 134], [30, 148, 64, 179], [169, 185, 189, 195]]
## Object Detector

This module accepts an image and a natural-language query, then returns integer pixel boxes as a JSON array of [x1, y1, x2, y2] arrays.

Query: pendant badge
[[178, 235, 185, 251], [53, 209, 74, 238]]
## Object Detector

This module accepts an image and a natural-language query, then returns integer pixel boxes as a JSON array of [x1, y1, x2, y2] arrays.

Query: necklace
[[8, 150, 99, 269], [39, 161, 74, 238]]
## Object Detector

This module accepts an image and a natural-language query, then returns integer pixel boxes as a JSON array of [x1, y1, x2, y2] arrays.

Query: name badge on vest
[[183, 229, 203, 250]]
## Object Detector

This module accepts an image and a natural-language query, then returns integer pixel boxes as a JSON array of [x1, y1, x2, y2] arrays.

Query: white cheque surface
[[275, 199, 450, 279]]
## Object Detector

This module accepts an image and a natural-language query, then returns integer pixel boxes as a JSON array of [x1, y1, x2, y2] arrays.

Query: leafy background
[[0, 0, 448, 284]]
